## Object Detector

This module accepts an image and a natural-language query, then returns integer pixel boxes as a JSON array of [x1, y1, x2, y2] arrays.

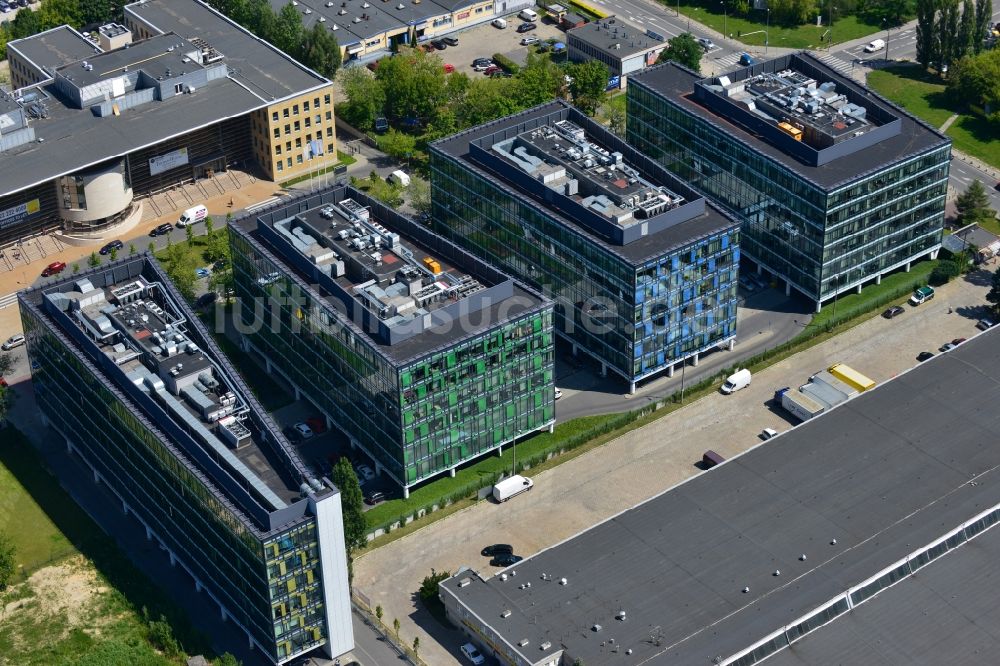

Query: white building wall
[[310, 491, 354, 659]]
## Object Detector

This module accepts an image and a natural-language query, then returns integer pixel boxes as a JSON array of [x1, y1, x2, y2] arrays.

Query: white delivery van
[[518, 8, 538, 21], [492, 17, 507, 28], [388, 170, 410, 187], [177, 204, 208, 227], [493, 474, 533, 502], [863, 38, 886, 53], [721, 368, 752, 394]]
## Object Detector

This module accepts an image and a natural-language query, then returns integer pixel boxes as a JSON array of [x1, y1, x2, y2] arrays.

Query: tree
[[916, 0, 938, 68], [377, 48, 449, 124], [948, 49, 1000, 120], [600, 96, 626, 136], [185, 223, 195, 243], [375, 604, 384, 622], [657, 33, 703, 73], [974, 0, 993, 53], [861, 0, 913, 26], [419, 568, 451, 602], [409, 175, 431, 214], [88, 252, 101, 268], [986, 265, 1000, 314], [0, 353, 12, 378], [129, 243, 137, 256], [955, 179, 997, 224], [939, 0, 961, 67], [455, 78, 521, 128], [146, 614, 180, 657], [339, 67, 385, 130], [930, 259, 962, 284], [958, 0, 977, 59], [0, 380, 14, 429], [109, 246, 118, 261], [72, 263, 80, 274], [412, 636, 420, 656], [0, 530, 15, 590], [216, 653, 241, 666], [769, 0, 817, 25], [205, 216, 214, 237], [167, 265, 196, 301], [271, 3, 305, 61], [377, 128, 417, 162], [392, 617, 400, 639], [37, 0, 82, 30], [331, 458, 366, 551], [568, 60, 610, 116], [148, 242, 156, 255], [512, 52, 564, 108], [9, 7, 42, 39], [301, 22, 342, 78]]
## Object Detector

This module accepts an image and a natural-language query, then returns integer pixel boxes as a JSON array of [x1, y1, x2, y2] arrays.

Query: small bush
[[419, 568, 451, 602], [930, 260, 961, 285], [146, 614, 181, 657], [492, 52, 520, 74]]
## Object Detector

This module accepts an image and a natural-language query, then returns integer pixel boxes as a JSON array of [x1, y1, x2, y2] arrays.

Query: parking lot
[[353, 268, 997, 666], [427, 14, 568, 76]]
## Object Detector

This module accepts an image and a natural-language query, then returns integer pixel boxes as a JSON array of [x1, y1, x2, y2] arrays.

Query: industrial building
[[0, 0, 334, 248], [441, 327, 1000, 666], [18, 256, 353, 665], [430, 100, 740, 392], [566, 17, 666, 88], [627, 53, 951, 309], [229, 185, 554, 495], [271, 0, 535, 63]]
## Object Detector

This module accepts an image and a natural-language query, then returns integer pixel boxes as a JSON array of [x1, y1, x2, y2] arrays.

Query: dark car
[[882, 305, 905, 319], [195, 292, 218, 309], [431, 39, 447, 50], [490, 553, 523, 567], [516, 21, 536, 33], [490, 71, 512, 78], [976, 318, 996, 330], [443, 36, 459, 46], [472, 57, 493, 68], [917, 351, 935, 362], [99, 239, 124, 255], [481, 543, 514, 557], [150, 223, 174, 237], [364, 490, 386, 505]]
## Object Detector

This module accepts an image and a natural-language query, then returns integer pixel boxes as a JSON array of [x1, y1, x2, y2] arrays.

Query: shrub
[[492, 52, 520, 74], [419, 568, 451, 601], [929, 260, 961, 285]]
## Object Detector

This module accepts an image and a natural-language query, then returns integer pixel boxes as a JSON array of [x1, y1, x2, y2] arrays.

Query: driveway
[[352, 269, 995, 666], [432, 17, 568, 76]]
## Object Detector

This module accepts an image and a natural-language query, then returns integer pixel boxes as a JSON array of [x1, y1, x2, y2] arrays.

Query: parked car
[[41, 261, 67, 277], [554, 387, 563, 400], [951, 337, 967, 346], [491, 17, 508, 29], [939, 341, 961, 352], [761, 427, 779, 440], [490, 70, 512, 78], [908, 285, 935, 306], [150, 222, 174, 237], [99, 239, 124, 255], [739, 52, 755, 66], [976, 318, 996, 330], [697, 37, 716, 50], [2, 334, 25, 351], [481, 543, 514, 556], [195, 267, 211, 278], [431, 39, 447, 50], [473, 57, 493, 68], [293, 422, 314, 440], [195, 292, 218, 309], [443, 36, 459, 46], [461, 643, 486, 665], [483, 65, 502, 76], [364, 490, 386, 505], [516, 21, 536, 33], [882, 305, 905, 319], [864, 38, 886, 53], [520, 35, 540, 45], [917, 351, 935, 362], [355, 464, 376, 481], [443, 63, 455, 73], [490, 553, 523, 567], [0, 376, 7, 388]]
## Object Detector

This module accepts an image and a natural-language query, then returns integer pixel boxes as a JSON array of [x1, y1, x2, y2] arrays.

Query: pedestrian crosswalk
[[714, 52, 746, 69], [809, 51, 856, 78]]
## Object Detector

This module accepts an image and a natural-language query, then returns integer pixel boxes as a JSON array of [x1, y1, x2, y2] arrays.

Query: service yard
[[353, 268, 996, 666], [432, 16, 567, 76]]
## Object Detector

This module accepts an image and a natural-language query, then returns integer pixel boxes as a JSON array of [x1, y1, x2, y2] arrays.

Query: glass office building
[[18, 258, 353, 665], [430, 101, 740, 392], [627, 53, 951, 309], [229, 186, 554, 496]]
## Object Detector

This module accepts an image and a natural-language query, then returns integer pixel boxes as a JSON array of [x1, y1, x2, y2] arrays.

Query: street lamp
[[722, 0, 727, 39], [765, 8, 770, 55], [882, 18, 891, 61]]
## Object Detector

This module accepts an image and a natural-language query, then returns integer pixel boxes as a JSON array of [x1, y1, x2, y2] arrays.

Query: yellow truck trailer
[[828, 363, 875, 392]]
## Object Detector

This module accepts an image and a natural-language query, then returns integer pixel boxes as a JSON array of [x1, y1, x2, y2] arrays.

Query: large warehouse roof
[[441, 327, 1000, 665]]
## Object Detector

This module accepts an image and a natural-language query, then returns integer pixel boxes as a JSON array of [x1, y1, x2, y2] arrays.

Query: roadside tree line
[[915, 0, 994, 69]]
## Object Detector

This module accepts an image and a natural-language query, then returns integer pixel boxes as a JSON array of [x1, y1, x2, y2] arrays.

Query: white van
[[491, 17, 507, 28], [864, 38, 885, 53], [388, 170, 410, 187], [518, 8, 538, 21], [721, 368, 752, 394], [492, 474, 533, 502], [177, 204, 208, 227]]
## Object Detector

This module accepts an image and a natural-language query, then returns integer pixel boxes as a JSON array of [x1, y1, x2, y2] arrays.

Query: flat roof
[[55, 33, 211, 88], [630, 54, 951, 189], [0, 0, 329, 199], [19, 256, 330, 535], [442, 327, 1000, 665], [431, 100, 738, 265], [567, 17, 664, 58], [6, 25, 102, 81], [236, 185, 549, 364]]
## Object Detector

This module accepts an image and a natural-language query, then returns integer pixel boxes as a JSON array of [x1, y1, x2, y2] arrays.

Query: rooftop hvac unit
[[518, 639, 530, 647], [540, 641, 552, 650], [501, 609, 512, 618]]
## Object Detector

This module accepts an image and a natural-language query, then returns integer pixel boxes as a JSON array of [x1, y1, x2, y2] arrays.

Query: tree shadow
[[953, 113, 1000, 145]]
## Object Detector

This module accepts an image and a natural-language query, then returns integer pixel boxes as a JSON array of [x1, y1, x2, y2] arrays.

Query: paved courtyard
[[353, 269, 996, 666]]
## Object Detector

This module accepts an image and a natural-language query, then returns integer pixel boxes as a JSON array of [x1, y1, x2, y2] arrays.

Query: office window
[[287, 158, 292, 167], [283, 108, 289, 118], [293, 104, 299, 115], [294, 121, 301, 132], [304, 100, 310, 112], [324, 94, 331, 105], [272, 111, 279, 122], [284, 124, 291, 136], [273, 128, 280, 139], [277, 162, 283, 172], [276, 145, 282, 155], [325, 111, 332, 121], [296, 154, 303, 164]]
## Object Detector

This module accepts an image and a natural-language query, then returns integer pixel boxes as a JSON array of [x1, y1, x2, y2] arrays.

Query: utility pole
[[765, 8, 770, 54]]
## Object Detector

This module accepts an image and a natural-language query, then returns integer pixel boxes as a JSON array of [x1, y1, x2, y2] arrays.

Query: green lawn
[[867, 66, 1000, 170], [809, 259, 938, 330], [666, 3, 883, 49]]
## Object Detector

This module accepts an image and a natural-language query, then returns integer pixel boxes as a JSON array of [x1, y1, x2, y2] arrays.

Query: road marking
[[245, 196, 281, 213]]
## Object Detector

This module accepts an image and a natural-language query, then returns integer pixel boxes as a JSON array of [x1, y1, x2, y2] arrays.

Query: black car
[[431, 39, 447, 50], [882, 305, 905, 319], [916, 351, 935, 362], [442, 36, 459, 46], [516, 21, 536, 33], [150, 223, 174, 237], [490, 553, 523, 567], [195, 292, 218, 309], [99, 239, 124, 255], [490, 71, 513, 78], [977, 318, 997, 330], [472, 57, 492, 67], [364, 490, 386, 505], [481, 543, 514, 557]]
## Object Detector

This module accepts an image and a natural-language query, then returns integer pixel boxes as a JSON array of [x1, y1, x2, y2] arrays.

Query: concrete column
[[728, 339, 735, 351], [856, 284, 862, 295], [601, 362, 607, 377], [196, 580, 202, 593], [93, 469, 100, 484], [145, 525, 153, 541], [496, 445, 502, 457], [264, 356, 272, 373], [122, 501, 129, 516], [220, 606, 228, 622], [325, 414, 334, 430], [905, 261, 912, 272], [756, 263, 763, 275], [374, 462, 383, 476], [668, 364, 675, 378], [40, 413, 50, 427], [66, 439, 73, 454], [449, 467, 456, 478], [930, 248, 939, 260], [403, 487, 410, 499], [629, 381, 636, 395], [785, 280, 792, 296], [692, 353, 699, 367], [816, 301, 823, 314], [293, 385, 301, 401], [247, 632, 254, 649], [572, 343, 579, 356], [548, 423, 554, 433], [876, 274, 882, 285], [169, 551, 177, 567]]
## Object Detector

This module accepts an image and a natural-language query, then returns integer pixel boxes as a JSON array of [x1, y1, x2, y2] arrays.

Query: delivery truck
[[177, 204, 208, 227], [827, 363, 875, 392], [493, 475, 533, 502], [781, 389, 826, 422], [721, 368, 752, 394]]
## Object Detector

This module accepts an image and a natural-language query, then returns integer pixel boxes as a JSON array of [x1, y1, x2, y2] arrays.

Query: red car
[[443, 63, 455, 73], [41, 261, 67, 277], [483, 65, 502, 76]]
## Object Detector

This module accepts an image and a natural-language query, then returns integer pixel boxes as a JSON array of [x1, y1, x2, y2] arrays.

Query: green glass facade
[[19, 293, 333, 664], [627, 75, 951, 305], [429, 147, 740, 385], [229, 216, 555, 489]]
